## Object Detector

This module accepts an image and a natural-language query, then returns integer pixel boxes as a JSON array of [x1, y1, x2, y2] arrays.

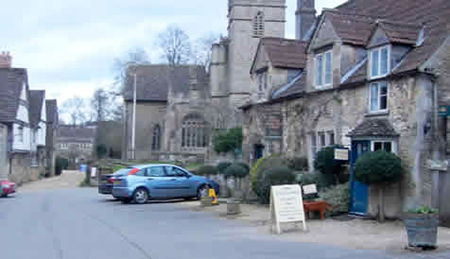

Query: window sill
[[314, 85, 333, 91], [365, 110, 389, 117], [369, 74, 388, 81]]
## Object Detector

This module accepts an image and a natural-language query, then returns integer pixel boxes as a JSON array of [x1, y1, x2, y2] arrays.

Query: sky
[[0, 0, 346, 105]]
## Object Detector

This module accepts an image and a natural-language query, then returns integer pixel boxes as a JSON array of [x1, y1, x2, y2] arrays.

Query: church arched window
[[253, 11, 265, 38], [152, 124, 161, 151], [182, 114, 207, 149]]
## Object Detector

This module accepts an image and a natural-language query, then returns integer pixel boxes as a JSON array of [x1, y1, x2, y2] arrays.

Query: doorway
[[349, 140, 370, 215]]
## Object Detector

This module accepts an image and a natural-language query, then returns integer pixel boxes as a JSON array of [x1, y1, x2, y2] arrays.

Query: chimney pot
[[0, 51, 12, 68]]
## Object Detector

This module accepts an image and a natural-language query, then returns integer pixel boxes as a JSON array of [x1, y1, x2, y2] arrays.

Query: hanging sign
[[334, 148, 349, 161], [269, 184, 307, 234]]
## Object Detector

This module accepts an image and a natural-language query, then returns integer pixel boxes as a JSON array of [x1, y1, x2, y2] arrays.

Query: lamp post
[[131, 72, 137, 160]]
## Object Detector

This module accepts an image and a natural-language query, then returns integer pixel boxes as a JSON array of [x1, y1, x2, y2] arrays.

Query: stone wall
[[8, 153, 31, 185]]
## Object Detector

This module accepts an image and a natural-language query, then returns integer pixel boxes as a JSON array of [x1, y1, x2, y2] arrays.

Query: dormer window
[[369, 45, 390, 79], [315, 50, 332, 88], [253, 12, 264, 38]]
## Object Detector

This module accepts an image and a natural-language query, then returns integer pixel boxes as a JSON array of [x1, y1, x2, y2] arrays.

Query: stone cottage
[[56, 125, 96, 168], [241, 0, 450, 218]]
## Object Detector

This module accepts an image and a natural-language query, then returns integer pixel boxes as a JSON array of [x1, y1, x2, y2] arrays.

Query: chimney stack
[[296, 0, 317, 41], [0, 51, 12, 68]]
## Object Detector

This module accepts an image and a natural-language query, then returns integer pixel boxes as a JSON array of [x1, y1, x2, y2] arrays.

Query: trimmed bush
[[354, 150, 403, 221], [217, 161, 232, 174], [255, 166, 296, 204], [223, 163, 248, 178], [235, 162, 250, 174], [250, 157, 266, 192], [212, 127, 243, 153], [196, 165, 218, 176], [288, 157, 309, 171], [314, 146, 347, 185], [319, 183, 350, 216]]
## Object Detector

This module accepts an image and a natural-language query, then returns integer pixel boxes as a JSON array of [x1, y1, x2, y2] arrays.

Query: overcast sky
[[0, 0, 346, 104]]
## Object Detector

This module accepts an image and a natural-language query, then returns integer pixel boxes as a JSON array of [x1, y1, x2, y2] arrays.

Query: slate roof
[[0, 68, 28, 122], [46, 99, 58, 124], [29, 90, 45, 127], [336, 0, 450, 74], [261, 38, 308, 69], [123, 65, 208, 102], [272, 71, 306, 100], [324, 11, 375, 46], [377, 20, 423, 46], [58, 125, 96, 141], [347, 118, 400, 137]]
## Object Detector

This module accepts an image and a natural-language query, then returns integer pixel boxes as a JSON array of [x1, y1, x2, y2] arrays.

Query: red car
[[1, 180, 16, 197]]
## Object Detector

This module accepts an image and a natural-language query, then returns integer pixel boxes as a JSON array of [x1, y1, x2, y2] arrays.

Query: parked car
[[0, 180, 16, 197], [98, 168, 130, 195], [112, 164, 220, 204]]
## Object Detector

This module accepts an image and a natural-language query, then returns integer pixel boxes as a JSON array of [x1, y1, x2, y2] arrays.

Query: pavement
[[0, 172, 449, 259]]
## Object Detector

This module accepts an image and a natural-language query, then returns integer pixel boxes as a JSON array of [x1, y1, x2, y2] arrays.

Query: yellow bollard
[[209, 188, 218, 205]]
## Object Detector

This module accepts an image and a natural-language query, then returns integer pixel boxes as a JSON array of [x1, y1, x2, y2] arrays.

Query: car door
[[144, 166, 167, 198], [164, 166, 191, 198]]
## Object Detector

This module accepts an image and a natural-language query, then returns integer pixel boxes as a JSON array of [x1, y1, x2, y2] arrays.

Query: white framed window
[[315, 51, 332, 88], [371, 140, 397, 154], [253, 11, 264, 38], [369, 81, 388, 112], [257, 71, 267, 92], [16, 126, 24, 143], [369, 45, 390, 79]]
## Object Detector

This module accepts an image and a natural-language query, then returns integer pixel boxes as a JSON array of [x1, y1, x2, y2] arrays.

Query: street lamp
[[127, 64, 137, 161]]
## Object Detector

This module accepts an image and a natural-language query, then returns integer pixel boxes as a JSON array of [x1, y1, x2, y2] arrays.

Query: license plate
[[115, 180, 120, 185]]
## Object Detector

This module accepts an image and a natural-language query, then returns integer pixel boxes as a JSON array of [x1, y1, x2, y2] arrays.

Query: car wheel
[[197, 185, 209, 200], [120, 198, 132, 204], [1, 194, 7, 198], [133, 188, 149, 204]]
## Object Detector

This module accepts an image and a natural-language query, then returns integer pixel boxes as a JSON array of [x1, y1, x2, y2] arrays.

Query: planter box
[[227, 199, 241, 215], [403, 213, 439, 248]]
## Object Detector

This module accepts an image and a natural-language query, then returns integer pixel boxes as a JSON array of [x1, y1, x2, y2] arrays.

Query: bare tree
[[60, 97, 89, 126], [158, 25, 191, 65], [192, 32, 221, 69], [113, 47, 151, 91], [91, 88, 110, 122]]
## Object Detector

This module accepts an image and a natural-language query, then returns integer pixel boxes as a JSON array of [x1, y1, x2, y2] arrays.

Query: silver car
[[111, 164, 220, 204]]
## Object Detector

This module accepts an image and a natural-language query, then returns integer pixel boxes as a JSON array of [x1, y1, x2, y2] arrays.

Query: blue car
[[112, 164, 220, 204]]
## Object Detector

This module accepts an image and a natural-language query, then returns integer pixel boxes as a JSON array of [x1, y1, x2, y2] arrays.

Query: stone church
[[122, 0, 289, 162]]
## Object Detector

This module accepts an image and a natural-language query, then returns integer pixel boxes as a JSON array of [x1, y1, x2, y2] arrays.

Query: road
[[0, 173, 447, 259]]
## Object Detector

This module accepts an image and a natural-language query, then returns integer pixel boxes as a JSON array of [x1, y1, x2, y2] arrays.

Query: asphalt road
[[1, 187, 448, 259]]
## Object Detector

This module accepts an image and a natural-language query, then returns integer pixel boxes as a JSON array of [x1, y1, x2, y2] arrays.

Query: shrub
[[55, 156, 69, 176], [212, 127, 243, 153], [314, 146, 347, 185], [223, 163, 248, 178], [319, 183, 350, 216], [234, 162, 250, 174], [354, 150, 403, 221], [255, 166, 296, 204], [297, 172, 336, 191], [288, 157, 309, 171], [251, 156, 290, 193], [196, 165, 218, 176], [96, 144, 108, 158], [217, 161, 232, 174], [250, 157, 266, 192]]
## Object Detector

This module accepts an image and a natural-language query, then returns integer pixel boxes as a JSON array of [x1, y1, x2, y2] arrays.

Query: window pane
[[149, 166, 165, 177], [316, 55, 323, 86], [329, 132, 335, 146], [319, 132, 326, 147], [370, 83, 379, 111], [384, 142, 392, 153], [311, 134, 316, 147], [371, 50, 379, 77], [380, 82, 387, 110], [381, 48, 388, 75], [374, 142, 382, 151], [325, 52, 332, 85]]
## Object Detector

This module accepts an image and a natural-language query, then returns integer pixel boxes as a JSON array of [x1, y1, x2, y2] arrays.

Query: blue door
[[255, 144, 265, 160], [349, 140, 370, 215]]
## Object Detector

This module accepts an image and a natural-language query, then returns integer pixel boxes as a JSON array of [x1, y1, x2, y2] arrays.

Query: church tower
[[226, 0, 286, 107]]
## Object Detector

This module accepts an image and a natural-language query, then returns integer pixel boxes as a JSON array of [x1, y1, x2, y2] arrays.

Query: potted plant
[[403, 206, 439, 249]]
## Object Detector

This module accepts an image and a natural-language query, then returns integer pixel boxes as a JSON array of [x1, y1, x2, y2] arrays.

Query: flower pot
[[403, 213, 439, 248], [227, 199, 241, 215]]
